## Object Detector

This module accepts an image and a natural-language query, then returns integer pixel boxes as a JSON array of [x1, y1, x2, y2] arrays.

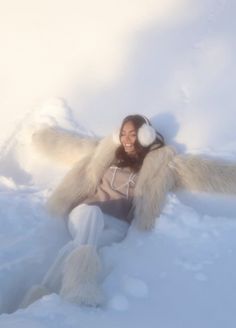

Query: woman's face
[[120, 121, 137, 156]]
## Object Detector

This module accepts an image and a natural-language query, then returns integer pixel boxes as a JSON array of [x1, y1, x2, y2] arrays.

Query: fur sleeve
[[46, 135, 118, 218], [133, 146, 177, 231], [32, 126, 99, 166], [171, 154, 236, 194], [46, 156, 96, 218]]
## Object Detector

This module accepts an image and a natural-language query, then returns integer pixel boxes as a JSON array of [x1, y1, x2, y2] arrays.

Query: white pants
[[42, 204, 129, 291], [68, 204, 129, 248]]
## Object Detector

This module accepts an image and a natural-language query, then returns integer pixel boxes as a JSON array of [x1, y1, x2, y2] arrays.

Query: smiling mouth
[[123, 144, 134, 149]]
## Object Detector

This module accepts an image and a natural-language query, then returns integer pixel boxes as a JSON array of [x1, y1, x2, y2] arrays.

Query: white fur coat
[[32, 126, 236, 230]]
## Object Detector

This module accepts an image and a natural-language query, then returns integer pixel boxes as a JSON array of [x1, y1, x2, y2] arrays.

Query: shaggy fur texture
[[133, 146, 177, 230], [46, 156, 95, 217], [60, 245, 104, 306], [32, 126, 98, 166], [86, 134, 118, 185], [46, 135, 118, 218], [20, 284, 50, 308], [171, 155, 236, 194], [32, 126, 236, 230]]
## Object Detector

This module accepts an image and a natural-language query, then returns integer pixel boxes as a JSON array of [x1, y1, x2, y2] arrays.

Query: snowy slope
[[0, 0, 236, 327], [0, 102, 236, 328]]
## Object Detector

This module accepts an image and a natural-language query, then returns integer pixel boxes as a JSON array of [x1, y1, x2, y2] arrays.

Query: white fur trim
[[60, 245, 104, 306], [112, 129, 121, 145], [32, 126, 98, 166], [172, 154, 236, 194], [20, 284, 50, 308], [133, 146, 176, 230]]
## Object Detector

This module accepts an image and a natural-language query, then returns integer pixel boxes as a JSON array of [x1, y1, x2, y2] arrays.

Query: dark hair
[[114, 115, 165, 172]]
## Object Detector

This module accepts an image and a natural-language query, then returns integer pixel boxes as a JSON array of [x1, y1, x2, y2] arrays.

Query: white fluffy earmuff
[[113, 116, 156, 147], [137, 121, 156, 147]]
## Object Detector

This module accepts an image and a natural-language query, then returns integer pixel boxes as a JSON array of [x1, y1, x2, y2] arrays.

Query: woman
[[22, 115, 168, 307], [22, 114, 236, 307]]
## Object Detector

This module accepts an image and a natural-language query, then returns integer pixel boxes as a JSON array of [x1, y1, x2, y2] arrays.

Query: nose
[[123, 135, 131, 143]]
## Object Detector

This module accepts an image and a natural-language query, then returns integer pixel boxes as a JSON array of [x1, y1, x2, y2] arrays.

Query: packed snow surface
[[0, 0, 236, 327]]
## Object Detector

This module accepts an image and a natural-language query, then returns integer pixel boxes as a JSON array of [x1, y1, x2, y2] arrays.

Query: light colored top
[[84, 165, 138, 223]]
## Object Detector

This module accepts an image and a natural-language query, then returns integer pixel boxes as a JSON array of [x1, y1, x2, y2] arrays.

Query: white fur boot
[[59, 245, 104, 307], [20, 284, 50, 308]]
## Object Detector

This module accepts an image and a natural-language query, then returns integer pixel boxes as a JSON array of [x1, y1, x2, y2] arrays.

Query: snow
[[0, 0, 236, 327]]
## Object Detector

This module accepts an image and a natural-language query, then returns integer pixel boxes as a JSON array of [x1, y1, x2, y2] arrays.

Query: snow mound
[[0, 98, 93, 188]]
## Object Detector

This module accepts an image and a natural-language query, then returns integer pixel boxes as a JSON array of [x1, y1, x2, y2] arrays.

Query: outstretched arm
[[31, 126, 99, 166], [171, 154, 236, 194]]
